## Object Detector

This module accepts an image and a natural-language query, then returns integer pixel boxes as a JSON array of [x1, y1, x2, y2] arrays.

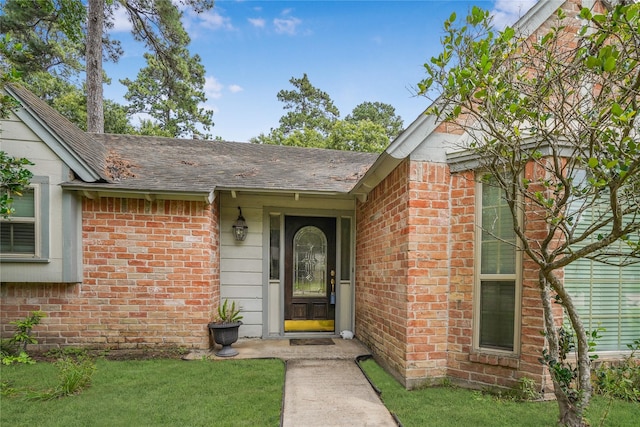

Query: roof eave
[[5, 85, 104, 182], [447, 138, 579, 173], [61, 182, 215, 204], [218, 186, 357, 200]]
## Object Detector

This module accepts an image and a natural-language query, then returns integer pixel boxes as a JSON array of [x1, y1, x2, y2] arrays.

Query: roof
[[5, 84, 378, 198], [65, 133, 378, 196], [6, 83, 111, 182]]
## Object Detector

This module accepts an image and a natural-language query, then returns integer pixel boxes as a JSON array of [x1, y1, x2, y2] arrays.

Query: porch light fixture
[[232, 206, 248, 241]]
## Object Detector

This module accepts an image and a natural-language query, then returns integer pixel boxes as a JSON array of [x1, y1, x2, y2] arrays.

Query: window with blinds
[[475, 177, 520, 353], [564, 204, 640, 352], [0, 188, 37, 255]]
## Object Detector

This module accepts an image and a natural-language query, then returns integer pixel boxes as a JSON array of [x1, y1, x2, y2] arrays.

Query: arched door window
[[293, 226, 327, 297]]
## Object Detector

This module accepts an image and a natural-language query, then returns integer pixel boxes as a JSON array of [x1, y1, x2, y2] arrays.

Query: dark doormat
[[290, 338, 335, 346]]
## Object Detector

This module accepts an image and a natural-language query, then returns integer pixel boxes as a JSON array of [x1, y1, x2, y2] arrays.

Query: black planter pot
[[208, 321, 242, 357]]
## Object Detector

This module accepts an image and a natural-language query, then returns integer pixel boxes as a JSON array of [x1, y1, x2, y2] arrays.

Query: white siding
[[1, 113, 80, 282], [219, 191, 355, 338]]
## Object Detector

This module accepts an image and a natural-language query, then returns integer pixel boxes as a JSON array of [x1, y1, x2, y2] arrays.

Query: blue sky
[[103, 0, 538, 142]]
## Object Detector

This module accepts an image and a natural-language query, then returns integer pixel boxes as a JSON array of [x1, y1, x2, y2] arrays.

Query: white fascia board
[[386, 111, 438, 160], [349, 150, 411, 204], [217, 187, 352, 199], [511, 1, 566, 38]]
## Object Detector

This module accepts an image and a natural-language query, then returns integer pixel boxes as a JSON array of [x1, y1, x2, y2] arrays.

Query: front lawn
[[4, 355, 637, 427], [1, 358, 284, 427], [359, 359, 640, 427]]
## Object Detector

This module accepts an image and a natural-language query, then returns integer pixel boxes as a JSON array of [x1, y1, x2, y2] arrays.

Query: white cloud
[[490, 0, 539, 29], [197, 10, 234, 31], [273, 17, 302, 35], [110, 5, 133, 33], [204, 77, 242, 99], [205, 76, 224, 99], [248, 17, 266, 28]]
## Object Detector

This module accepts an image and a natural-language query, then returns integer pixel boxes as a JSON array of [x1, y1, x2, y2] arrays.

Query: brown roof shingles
[[7, 84, 111, 182], [8, 85, 377, 193], [89, 134, 378, 194], [7, 84, 378, 195]]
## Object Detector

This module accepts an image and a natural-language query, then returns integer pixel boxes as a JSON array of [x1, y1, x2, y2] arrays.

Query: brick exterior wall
[[446, 169, 548, 391], [404, 161, 451, 386], [1, 197, 219, 350], [355, 159, 411, 383], [356, 159, 452, 388], [356, 159, 551, 390]]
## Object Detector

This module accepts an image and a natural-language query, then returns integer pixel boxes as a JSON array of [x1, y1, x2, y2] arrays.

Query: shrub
[[0, 311, 45, 365], [593, 339, 640, 402]]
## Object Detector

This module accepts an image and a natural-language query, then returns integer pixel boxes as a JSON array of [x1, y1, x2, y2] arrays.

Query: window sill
[[0, 257, 50, 263], [470, 351, 520, 369]]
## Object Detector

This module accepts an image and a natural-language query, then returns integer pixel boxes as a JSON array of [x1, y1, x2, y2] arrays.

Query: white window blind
[[0, 188, 36, 254], [564, 203, 640, 352]]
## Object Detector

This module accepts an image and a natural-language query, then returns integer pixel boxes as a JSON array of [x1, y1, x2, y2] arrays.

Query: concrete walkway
[[282, 359, 397, 427], [186, 338, 398, 426]]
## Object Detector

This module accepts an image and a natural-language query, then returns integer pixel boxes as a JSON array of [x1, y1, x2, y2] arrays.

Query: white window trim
[[472, 176, 523, 356], [1, 177, 49, 262]]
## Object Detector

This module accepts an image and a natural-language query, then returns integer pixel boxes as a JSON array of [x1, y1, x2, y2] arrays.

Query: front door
[[284, 216, 336, 332]]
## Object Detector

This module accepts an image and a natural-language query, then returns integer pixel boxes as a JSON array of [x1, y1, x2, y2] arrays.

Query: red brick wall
[[356, 160, 451, 387], [446, 170, 547, 390], [1, 197, 219, 350], [404, 161, 451, 386], [356, 159, 410, 382], [357, 159, 550, 390], [445, 170, 476, 383]]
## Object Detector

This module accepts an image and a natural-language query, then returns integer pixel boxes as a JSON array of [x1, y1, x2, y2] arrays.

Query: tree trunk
[[86, 0, 104, 133], [540, 272, 591, 427]]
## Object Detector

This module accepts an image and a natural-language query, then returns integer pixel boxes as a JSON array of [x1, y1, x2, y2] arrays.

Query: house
[[1, 0, 638, 392]]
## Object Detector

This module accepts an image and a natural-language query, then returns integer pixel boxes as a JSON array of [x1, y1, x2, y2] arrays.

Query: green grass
[[359, 359, 640, 427], [4, 356, 637, 427], [1, 358, 284, 427]]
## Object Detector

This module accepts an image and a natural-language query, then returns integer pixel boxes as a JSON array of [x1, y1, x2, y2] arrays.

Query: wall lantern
[[232, 206, 248, 241]]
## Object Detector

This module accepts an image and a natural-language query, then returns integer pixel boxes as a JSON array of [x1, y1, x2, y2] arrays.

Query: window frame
[[473, 175, 522, 356], [0, 176, 49, 262]]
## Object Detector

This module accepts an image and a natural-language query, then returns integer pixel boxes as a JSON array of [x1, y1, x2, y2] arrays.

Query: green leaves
[[467, 6, 487, 25], [0, 151, 34, 218], [121, 36, 214, 138], [603, 55, 617, 72]]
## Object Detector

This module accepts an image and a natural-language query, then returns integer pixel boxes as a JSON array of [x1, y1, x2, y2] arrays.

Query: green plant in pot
[[208, 299, 243, 357]]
